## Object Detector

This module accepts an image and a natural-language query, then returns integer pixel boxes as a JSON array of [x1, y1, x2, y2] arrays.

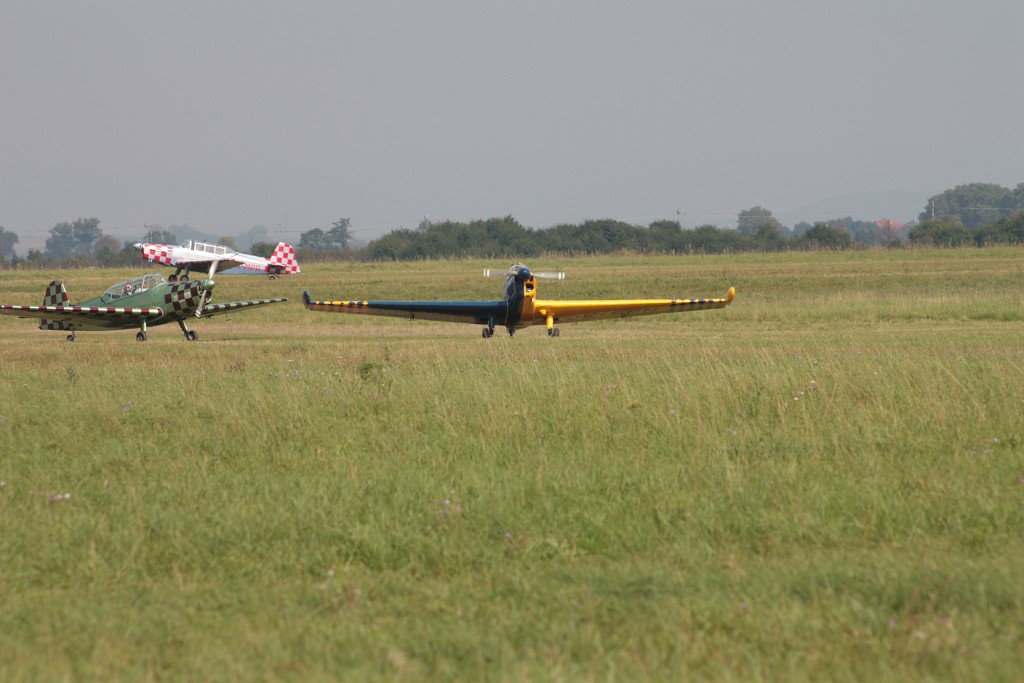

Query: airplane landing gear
[[136, 331, 148, 342], [176, 318, 197, 341], [481, 327, 493, 338], [66, 333, 75, 342], [545, 314, 559, 337]]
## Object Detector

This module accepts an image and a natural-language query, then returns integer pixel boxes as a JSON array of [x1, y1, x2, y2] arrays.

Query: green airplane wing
[[0, 304, 165, 326], [200, 297, 287, 318]]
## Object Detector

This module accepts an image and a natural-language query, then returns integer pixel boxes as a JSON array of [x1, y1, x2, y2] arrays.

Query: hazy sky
[[2, 0, 1022, 249]]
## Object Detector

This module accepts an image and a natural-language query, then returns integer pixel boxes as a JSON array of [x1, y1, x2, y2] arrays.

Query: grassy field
[[1, 249, 1022, 681]]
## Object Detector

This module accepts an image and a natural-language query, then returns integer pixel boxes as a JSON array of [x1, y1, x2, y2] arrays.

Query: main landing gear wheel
[[136, 331, 148, 342], [168, 274, 177, 282], [185, 330, 198, 341], [66, 333, 75, 342], [547, 328, 560, 337], [481, 327, 494, 338]]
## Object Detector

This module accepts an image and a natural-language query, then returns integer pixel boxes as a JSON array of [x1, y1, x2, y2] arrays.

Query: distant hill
[[780, 191, 929, 226]]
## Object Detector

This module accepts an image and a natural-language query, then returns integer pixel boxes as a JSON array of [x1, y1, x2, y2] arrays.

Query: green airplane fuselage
[[67, 273, 212, 331]]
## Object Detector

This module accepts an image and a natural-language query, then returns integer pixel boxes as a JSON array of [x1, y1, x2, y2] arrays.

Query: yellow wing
[[530, 287, 735, 325]]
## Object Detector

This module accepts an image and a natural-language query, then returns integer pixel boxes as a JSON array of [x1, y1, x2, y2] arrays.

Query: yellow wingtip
[[725, 286, 736, 303]]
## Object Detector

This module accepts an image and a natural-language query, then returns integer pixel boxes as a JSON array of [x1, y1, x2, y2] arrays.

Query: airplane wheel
[[548, 328, 560, 337], [186, 330, 198, 341], [268, 275, 277, 280], [508, 329, 515, 337], [136, 331, 148, 342], [168, 274, 177, 282], [482, 327, 493, 338], [66, 334, 75, 342]]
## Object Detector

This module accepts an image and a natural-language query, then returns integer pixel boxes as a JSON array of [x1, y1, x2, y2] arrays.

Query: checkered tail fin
[[269, 242, 300, 274], [39, 279, 70, 330]]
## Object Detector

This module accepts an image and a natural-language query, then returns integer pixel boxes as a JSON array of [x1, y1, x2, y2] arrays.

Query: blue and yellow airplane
[[303, 264, 735, 337]]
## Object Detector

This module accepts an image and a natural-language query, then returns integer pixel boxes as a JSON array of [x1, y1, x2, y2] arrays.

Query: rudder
[[268, 242, 300, 274], [40, 280, 70, 330]]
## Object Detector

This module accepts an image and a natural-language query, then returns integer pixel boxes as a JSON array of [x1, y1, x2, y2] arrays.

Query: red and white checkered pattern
[[39, 280, 70, 330], [141, 243, 175, 266], [269, 242, 300, 274]]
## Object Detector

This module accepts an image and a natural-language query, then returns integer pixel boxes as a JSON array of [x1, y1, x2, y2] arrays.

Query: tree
[[973, 212, 1024, 246], [26, 249, 51, 267], [737, 206, 783, 236], [250, 242, 276, 258], [793, 223, 852, 250], [647, 220, 684, 252], [45, 218, 103, 259], [907, 217, 971, 247], [0, 227, 18, 263], [678, 225, 751, 254], [93, 235, 122, 260], [753, 223, 786, 250], [919, 183, 1018, 230], [328, 217, 352, 250], [299, 228, 333, 251]]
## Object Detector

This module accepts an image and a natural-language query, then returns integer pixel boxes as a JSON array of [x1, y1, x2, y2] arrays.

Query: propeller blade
[[195, 261, 218, 317], [195, 289, 211, 317], [483, 267, 566, 280]]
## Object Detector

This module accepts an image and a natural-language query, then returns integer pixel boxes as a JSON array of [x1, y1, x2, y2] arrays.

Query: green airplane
[[0, 272, 285, 341]]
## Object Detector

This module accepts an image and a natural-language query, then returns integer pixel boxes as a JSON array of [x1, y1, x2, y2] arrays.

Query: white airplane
[[134, 239, 300, 281]]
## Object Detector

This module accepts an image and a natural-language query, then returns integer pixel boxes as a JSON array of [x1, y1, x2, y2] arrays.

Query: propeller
[[484, 266, 565, 280], [195, 261, 217, 317]]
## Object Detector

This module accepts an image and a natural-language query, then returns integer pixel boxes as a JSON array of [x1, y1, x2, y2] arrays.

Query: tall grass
[[1, 249, 1022, 681]]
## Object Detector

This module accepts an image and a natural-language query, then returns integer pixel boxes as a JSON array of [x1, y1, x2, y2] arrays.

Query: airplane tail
[[39, 280, 70, 330], [268, 242, 300, 274]]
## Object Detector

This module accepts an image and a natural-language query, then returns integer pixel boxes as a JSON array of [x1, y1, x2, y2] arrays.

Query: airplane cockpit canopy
[[100, 273, 167, 303], [185, 240, 231, 256]]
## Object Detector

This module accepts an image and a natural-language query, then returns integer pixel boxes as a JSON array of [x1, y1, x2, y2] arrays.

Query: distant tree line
[[2, 183, 1021, 268], [302, 182, 1024, 260]]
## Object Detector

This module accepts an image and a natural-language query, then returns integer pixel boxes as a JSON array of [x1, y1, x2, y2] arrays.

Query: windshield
[[100, 273, 167, 303]]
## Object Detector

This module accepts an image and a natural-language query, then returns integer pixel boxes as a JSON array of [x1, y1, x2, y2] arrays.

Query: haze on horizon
[[2, 0, 1021, 251]]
